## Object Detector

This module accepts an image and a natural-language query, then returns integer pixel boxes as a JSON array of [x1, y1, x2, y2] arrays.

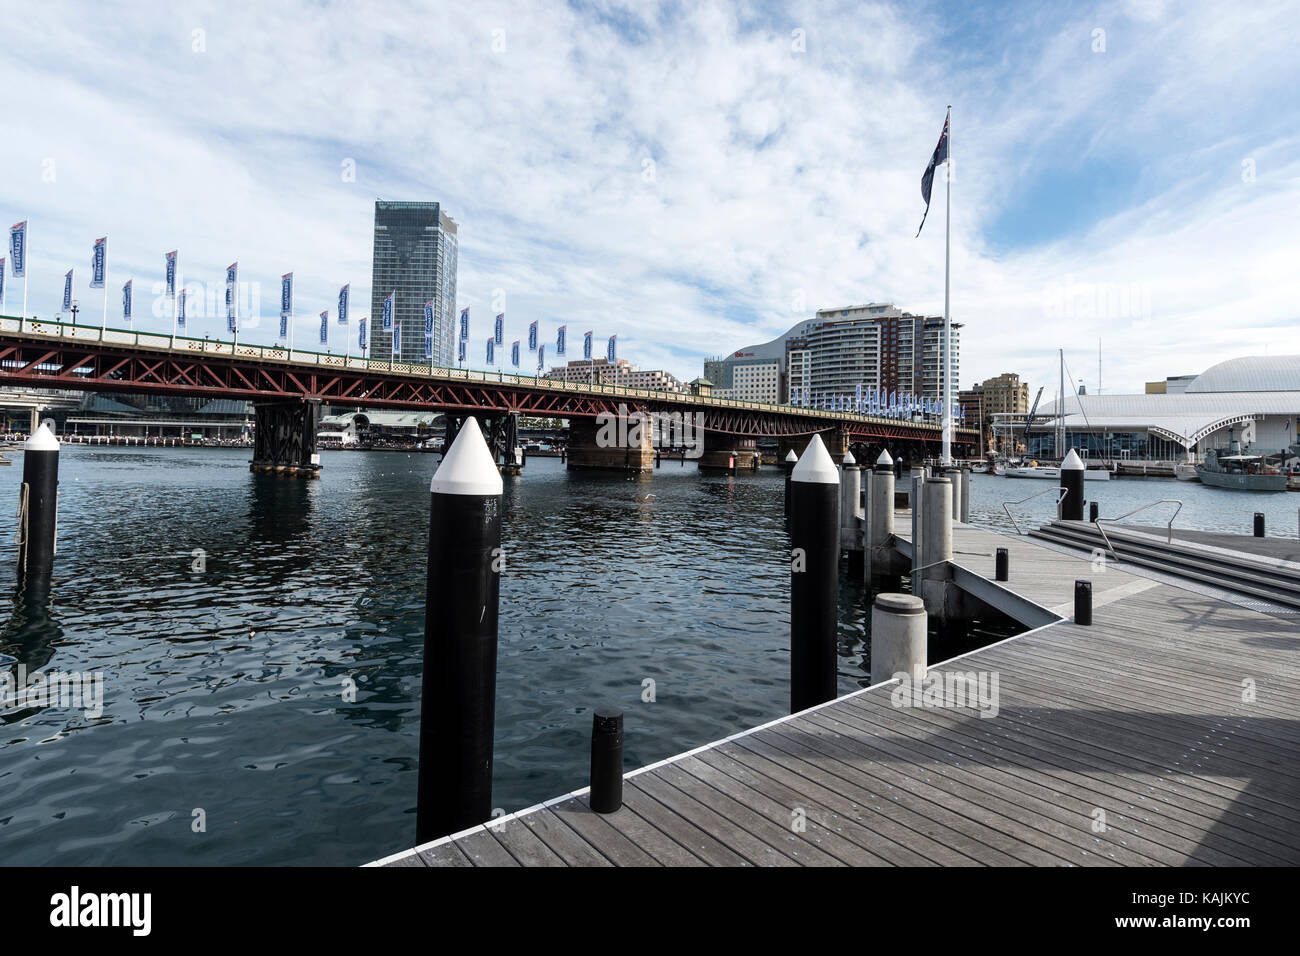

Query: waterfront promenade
[[373, 521, 1300, 867]]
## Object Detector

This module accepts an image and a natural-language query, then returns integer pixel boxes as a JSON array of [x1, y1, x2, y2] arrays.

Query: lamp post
[[70, 300, 79, 327]]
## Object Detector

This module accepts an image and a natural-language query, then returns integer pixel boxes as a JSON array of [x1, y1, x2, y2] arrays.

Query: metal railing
[[1094, 499, 1183, 561], [1000, 486, 1070, 535]]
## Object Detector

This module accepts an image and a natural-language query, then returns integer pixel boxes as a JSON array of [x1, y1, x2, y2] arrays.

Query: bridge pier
[[250, 399, 321, 478], [445, 412, 526, 475], [698, 432, 757, 473], [566, 415, 655, 473]]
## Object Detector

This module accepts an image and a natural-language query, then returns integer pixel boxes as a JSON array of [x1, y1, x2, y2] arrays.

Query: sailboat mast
[[1058, 348, 1065, 459]]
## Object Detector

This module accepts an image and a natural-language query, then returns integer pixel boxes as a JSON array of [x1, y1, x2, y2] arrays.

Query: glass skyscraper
[[368, 201, 458, 366]]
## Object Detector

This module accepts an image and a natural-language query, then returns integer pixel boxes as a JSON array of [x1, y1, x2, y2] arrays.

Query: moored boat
[[1195, 449, 1287, 492]]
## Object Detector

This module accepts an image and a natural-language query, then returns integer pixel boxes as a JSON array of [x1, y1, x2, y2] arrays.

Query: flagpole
[[101, 235, 108, 331], [941, 104, 953, 466], [21, 217, 29, 320]]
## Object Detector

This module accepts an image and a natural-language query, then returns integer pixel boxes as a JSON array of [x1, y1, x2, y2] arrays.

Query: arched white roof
[[1185, 356, 1300, 393]]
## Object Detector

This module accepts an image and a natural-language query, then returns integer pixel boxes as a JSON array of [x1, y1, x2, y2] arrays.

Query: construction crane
[[1021, 386, 1044, 457]]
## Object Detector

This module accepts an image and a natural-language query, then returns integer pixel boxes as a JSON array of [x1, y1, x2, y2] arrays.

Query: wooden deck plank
[[521, 805, 614, 867], [452, 828, 520, 867], [485, 818, 568, 867]]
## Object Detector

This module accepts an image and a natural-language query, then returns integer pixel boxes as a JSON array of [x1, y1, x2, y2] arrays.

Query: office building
[[547, 358, 686, 393], [369, 201, 458, 366]]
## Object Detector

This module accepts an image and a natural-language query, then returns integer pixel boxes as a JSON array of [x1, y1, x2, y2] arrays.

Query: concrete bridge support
[[567, 415, 655, 473], [251, 399, 321, 478], [698, 431, 758, 473], [445, 412, 526, 475]]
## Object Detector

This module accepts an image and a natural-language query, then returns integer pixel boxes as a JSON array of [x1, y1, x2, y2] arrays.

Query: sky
[[1, 0, 1298, 396]]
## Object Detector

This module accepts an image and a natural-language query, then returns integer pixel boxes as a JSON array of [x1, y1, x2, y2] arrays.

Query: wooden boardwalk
[[373, 522, 1300, 867]]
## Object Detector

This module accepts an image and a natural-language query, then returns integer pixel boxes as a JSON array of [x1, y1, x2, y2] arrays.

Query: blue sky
[[2, 0, 1298, 395]]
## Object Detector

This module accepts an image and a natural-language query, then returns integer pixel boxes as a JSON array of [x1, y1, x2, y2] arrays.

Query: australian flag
[[916, 113, 949, 237]]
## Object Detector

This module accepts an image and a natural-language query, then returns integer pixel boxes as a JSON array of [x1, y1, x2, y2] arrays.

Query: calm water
[[0, 447, 1282, 866]]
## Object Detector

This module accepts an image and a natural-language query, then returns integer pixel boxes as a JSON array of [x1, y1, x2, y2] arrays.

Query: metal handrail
[[1094, 499, 1183, 560], [1000, 487, 1069, 535]]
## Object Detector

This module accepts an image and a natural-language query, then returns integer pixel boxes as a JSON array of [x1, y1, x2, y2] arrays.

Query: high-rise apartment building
[[547, 358, 686, 393], [368, 201, 458, 365]]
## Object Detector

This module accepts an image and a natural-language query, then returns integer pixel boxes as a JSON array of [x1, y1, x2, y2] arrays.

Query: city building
[[368, 201, 458, 366], [546, 358, 686, 393], [992, 355, 1300, 461], [706, 302, 960, 407], [962, 372, 1030, 453]]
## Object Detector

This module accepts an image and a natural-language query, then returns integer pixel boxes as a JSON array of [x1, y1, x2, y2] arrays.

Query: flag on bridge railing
[[91, 237, 107, 289], [358, 315, 366, 350], [392, 322, 401, 355], [424, 332, 433, 359], [494, 312, 504, 346], [280, 272, 293, 339], [460, 307, 469, 341], [382, 291, 394, 331], [226, 261, 238, 332], [165, 251, 177, 299], [424, 300, 434, 336], [178, 287, 187, 328], [1, 258, 7, 306], [122, 279, 132, 323], [528, 320, 538, 351], [556, 325, 566, 356], [583, 330, 592, 360], [8, 221, 25, 277], [62, 269, 72, 312], [511, 340, 519, 368], [607, 334, 616, 363], [320, 310, 328, 345], [458, 338, 466, 364], [537, 343, 545, 372], [486, 337, 495, 365]]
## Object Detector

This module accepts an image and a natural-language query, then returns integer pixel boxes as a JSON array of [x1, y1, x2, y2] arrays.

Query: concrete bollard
[[1060, 449, 1085, 521], [783, 449, 798, 518], [870, 593, 927, 686], [946, 467, 962, 520], [960, 467, 971, 523], [416, 416, 504, 844], [919, 477, 953, 619], [1254, 512, 1265, 538], [17, 421, 60, 585], [1074, 580, 1093, 625], [840, 451, 862, 573], [911, 474, 924, 582], [789, 433, 841, 713], [995, 547, 1009, 581], [589, 708, 624, 814]]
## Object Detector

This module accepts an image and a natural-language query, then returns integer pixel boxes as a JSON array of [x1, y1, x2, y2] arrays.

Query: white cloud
[[0, 0, 1296, 394]]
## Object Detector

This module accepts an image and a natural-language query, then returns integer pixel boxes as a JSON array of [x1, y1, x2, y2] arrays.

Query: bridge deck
[[372, 524, 1300, 867]]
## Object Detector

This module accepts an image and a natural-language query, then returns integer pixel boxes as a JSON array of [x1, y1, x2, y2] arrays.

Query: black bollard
[[1074, 580, 1093, 626], [1089, 500, 1099, 523], [416, 416, 504, 844], [995, 547, 1008, 582], [789, 434, 841, 713], [589, 708, 624, 813], [1254, 512, 1264, 538], [17, 422, 60, 585], [783, 449, 798, 518], [1060, 449, 1084, 520]]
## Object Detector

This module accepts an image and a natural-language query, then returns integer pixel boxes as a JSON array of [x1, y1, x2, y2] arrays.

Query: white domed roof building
[[995, 356, 1300, 461]]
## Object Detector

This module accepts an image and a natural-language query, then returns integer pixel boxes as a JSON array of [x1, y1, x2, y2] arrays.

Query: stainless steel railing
[[1000, 487, 1069, 535], [1094, 499, 1183, 561]]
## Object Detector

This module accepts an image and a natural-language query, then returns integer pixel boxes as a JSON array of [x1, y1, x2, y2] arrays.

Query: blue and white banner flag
[[178, 288, 187, 328], [226, 262, 238, 331], [122, 279, 132, 322], [607, 334, 616, 363], [91, 237, 107, 289], [583, 330, 592, 360], [281, 272, 293, 320], [358, 316, 367, 349], [280, 312, 288, 340], [537, 343, 545, 372], [855, 383, 862, 409], [486, 338, 495, 365], [62, 270, 72, 312], [528, 320, 537, 351], [494, 312, 504, 346], [1, 258, 6, 304], [338, 284, 349, 325], [511, 340, 519, 367], [424, 333, 433, 360], [458, 338, 466, 363], [382, 291, 394, 331], [556, 325, 566, 355], [165, 251, 177, 298], [392, 322, 401, 355], [424, 299, 434, 335], [320, 310, 329, 344], [8, 221, 25, 277], [460, 307, 469, 341]]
